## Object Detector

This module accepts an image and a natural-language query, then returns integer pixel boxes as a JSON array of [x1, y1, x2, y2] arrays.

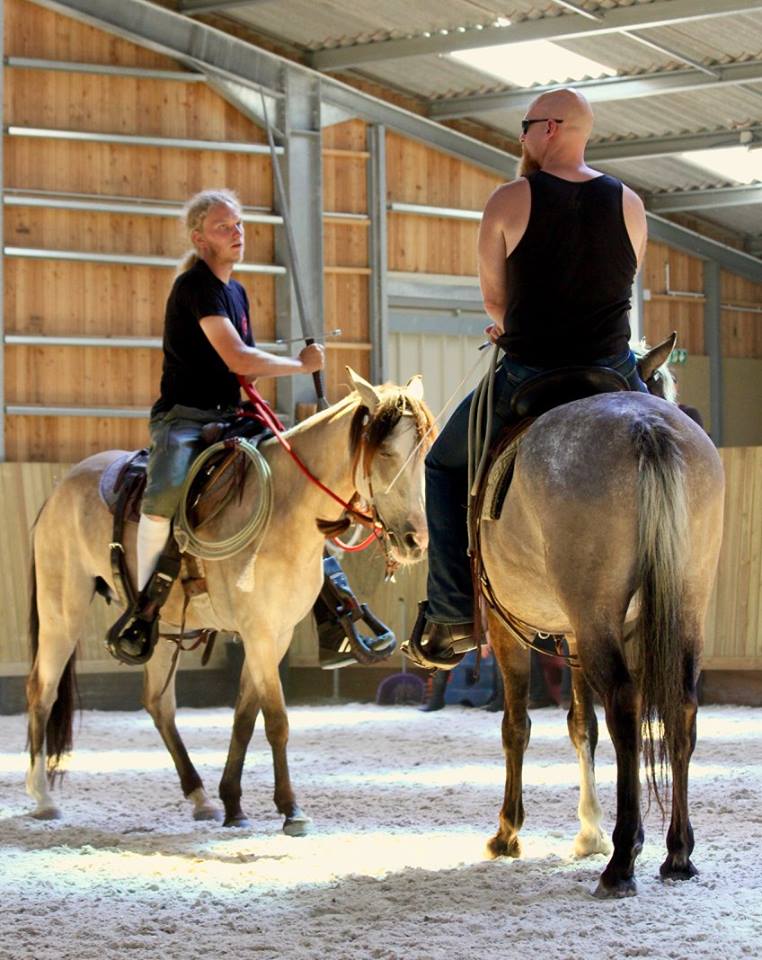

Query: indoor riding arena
[[1, 2, 761, 959]]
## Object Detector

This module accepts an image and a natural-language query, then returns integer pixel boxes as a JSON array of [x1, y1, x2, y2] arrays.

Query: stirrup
[[106, 606, 159, 666], [315, 556, 397, 669], [105, 549, 181, 666], [401, 601, 475, 671]]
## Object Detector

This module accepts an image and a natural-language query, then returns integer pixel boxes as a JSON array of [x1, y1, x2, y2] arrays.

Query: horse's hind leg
[[583, 636, 643, 899], [26, 559, 90, 819], [26, 635, 78, 819], [566, 658, 611, 858], [142, 641, 221, 821], [486, 613, 531, 860], [660, 641, 699, 881]]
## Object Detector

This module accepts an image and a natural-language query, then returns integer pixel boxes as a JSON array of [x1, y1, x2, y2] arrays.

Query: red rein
[[236, 376, 381, 552]]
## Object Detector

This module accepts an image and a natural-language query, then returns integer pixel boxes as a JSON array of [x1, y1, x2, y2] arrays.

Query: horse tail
[[26, 515, 78, 775], [632, 414, 689, 818]]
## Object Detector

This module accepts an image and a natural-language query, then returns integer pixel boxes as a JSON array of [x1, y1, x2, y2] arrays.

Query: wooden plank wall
[[2, 0, 373, 462], [2, 454, 759, 672]]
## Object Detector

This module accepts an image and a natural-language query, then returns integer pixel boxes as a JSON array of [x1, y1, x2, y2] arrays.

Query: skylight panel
[[680, 146, 762, 184], [450, 39, 616, 87]]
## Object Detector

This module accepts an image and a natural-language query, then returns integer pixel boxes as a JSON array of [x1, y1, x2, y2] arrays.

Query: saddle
[[101, 412, 270, 665]]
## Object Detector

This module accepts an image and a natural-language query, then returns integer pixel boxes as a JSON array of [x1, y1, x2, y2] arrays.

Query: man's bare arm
[[199, 315, 324, 378], [622, 184, 647, 269], [478, 179, 531, 334]]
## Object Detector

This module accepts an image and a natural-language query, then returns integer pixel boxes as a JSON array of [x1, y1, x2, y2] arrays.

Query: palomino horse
[[478, 340, 724, 897], [26, 370, 433, 833]]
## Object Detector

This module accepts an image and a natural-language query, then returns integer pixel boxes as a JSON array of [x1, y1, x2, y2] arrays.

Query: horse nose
[[404, 529, 429, 553]]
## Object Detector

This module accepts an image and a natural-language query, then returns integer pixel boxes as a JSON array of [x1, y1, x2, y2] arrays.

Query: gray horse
[[479, 338, 724, 897]]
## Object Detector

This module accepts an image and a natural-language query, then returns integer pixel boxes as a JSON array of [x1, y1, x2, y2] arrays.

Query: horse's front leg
[[660, 646, 699, 881], [486, 613, 531, 859], [566, 658, 611, 858], [588, 644, 643, 899], [221, 630, 310, 836], [143, 639, 221, 821], [218, 659, 260, 828]]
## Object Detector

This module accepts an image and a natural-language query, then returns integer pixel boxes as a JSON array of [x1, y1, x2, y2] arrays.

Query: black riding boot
[[106, 550, 181, 666], [313, 555, 397, 669], [420, 669, 448, 712]]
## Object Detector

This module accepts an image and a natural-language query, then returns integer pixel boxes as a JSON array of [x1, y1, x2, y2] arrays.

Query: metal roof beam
[[587, 125, 762, 161], [647, 184, 762, 213], [309, 0, 762, 71], [177, 1, 269, 15], [646, 213, 762, 284], [429, 60, 762, 120]]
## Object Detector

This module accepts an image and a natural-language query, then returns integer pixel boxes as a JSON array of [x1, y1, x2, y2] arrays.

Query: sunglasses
[[521, 117, 564, 135]]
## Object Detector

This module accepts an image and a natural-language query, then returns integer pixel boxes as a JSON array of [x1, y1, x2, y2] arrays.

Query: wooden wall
[[2, 453, 759, 673], [2, 0, 373, 462]]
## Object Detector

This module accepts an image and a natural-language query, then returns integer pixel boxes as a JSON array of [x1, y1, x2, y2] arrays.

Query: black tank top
[[501, 171, 637, 365]]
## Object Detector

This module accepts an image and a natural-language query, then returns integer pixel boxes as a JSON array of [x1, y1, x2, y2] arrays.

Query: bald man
[[404, 89, 648, 671]]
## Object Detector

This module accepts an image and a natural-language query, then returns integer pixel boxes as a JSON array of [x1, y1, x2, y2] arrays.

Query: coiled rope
[[173, 438, 273, 560]]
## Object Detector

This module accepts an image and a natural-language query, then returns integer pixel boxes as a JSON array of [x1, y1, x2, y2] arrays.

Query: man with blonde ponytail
[[108, 188, 324, 663]]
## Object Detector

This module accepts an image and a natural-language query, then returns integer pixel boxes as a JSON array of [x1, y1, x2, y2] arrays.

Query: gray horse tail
[[632, 414, 689, 818], [26, 518, 78, 774]]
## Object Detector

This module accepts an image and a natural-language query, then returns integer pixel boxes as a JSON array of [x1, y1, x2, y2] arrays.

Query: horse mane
[[632, 339, 678, 403]]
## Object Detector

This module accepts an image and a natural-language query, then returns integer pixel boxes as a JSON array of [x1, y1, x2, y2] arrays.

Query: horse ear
[[405, 374, 424, 402], [346, 366, 381, 411], [637, 332, 677, 382]]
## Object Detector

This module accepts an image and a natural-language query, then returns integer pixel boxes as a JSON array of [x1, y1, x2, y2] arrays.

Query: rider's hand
[[484, 322, 503, 344], [298, 342, 325, 373]]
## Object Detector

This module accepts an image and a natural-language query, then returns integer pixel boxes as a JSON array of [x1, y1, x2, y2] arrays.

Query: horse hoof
[[283, 812, 312, 837], [486, 834, 520, 859], [31, 805, 62, 821], [193, 806, 224, 823], [592, 877, 637, 899], [223, 814, 251, 829], [660, 859, 698, 881], [574, 831, 612, 858]]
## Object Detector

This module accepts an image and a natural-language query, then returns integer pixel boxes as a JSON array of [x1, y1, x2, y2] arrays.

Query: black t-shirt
[[152, 259, 254, 416]]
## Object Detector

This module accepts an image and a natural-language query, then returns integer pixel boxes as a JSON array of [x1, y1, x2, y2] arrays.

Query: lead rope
[[467, 345, 500, 554]]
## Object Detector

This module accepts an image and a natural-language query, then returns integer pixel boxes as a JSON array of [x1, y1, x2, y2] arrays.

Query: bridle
[[236, 376, 422, 578]]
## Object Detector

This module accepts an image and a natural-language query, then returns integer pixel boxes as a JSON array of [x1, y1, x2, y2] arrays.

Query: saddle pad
[[481, 434, 523, 523], [99, 449, 148, 523]]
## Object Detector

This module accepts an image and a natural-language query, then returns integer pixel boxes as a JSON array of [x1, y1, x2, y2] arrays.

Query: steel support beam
[[630, 271, 644, 346], [6, 125, 280, 154], [274, 70, 324, 416], [367, 124, 388, 384], [646, 213, 762, 285], [5, 56, 205, 80], [587, 125, 762, 162], [647, 183, 762, 213], [3, 246, 286, 273], [309, 0, 762, 71], [703, 260, 724, 445], [429, 59, 762, 119], [178, 0, 269, 14]]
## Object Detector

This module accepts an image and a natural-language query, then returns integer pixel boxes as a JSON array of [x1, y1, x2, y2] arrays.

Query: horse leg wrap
[[314, 556, 396, 669], [105, 548, 181, 666]]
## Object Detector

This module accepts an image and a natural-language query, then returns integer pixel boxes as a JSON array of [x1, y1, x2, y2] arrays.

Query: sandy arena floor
[[1, 702, 760, 960]]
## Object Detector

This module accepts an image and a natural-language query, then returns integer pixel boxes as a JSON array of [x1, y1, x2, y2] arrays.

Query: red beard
[[518, 150, 541, 178]]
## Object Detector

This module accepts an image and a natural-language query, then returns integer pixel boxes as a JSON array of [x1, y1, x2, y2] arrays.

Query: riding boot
[[313, 555, 396, 669], [401, 601, 475, 671], [420, 669, 448, 712], [106, 549, 181, 666]]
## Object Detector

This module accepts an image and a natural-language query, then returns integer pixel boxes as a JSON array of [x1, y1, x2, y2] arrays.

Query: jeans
[[424, 349, 647, 624]]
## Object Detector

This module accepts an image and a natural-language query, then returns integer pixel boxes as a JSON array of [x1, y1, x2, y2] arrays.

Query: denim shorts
[[142, 404, 237, 518]]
